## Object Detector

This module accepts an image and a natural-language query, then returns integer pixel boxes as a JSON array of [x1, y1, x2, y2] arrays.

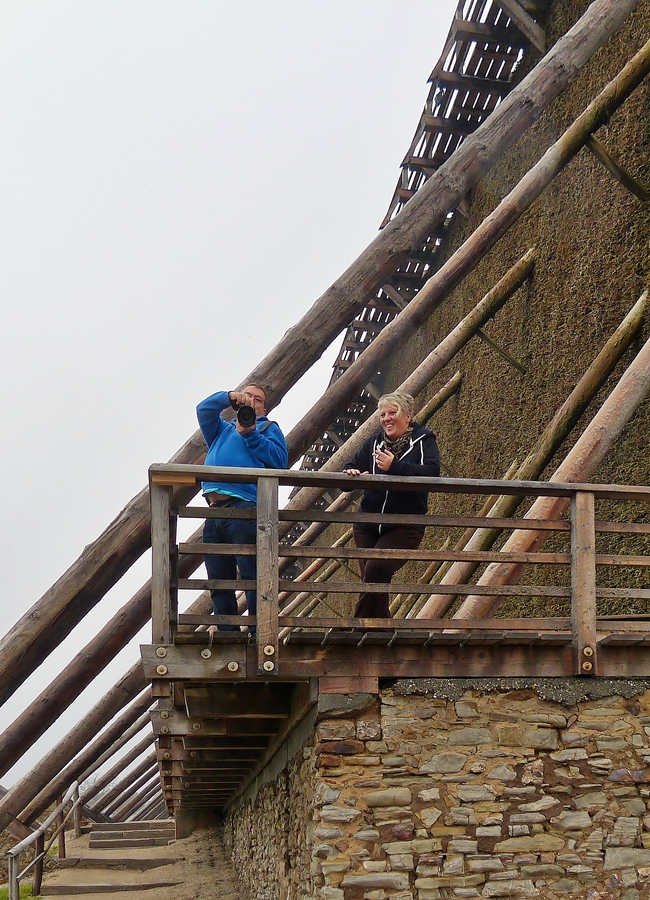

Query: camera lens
[[236, 405, 257, 428]]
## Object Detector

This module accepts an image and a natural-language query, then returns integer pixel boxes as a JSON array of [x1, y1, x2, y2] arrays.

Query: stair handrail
[[5, 780, 81, 900]]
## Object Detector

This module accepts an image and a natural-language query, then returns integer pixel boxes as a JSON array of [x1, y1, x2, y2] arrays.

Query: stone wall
[[222, 724, 318, 900], [224, 680, 650, 900]]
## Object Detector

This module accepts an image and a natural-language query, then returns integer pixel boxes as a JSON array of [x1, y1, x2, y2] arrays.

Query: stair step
[[88, 838, 174, 848], [40, 881, 182, 895], [90, 828, 175, 841], [57, 857, 179, 869], [91, 821, 173, 831]]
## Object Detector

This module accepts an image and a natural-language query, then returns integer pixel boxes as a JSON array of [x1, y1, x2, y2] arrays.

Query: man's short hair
[[243, 382, 269, 406]]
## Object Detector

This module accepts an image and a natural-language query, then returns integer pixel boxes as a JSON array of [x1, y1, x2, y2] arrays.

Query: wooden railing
[[5, 782, 81, 900], [149, 464, 650, 679]]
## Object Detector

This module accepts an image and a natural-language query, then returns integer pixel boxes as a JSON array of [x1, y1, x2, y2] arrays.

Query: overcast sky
[[0, 0, 457, 788]]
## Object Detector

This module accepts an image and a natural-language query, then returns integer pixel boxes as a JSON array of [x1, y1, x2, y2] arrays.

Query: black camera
[[230, 400, 257, 428]]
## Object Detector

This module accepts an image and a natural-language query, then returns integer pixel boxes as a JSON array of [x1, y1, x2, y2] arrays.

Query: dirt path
[[37, 825, 246, 899]]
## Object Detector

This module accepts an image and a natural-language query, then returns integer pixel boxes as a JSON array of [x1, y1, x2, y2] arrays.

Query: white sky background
[[0, 0, 457, 788]]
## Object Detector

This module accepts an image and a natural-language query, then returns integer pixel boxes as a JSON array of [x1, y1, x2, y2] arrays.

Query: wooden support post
[[33, 833, 45, 897], [151, 482, 173, 645], [571, 490, 598, 676], [73, 790, 81, 838], [56, 796, 66, 858], [256, 477, 279, 676]]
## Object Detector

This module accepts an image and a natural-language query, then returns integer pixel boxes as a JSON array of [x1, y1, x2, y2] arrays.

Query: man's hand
[[342, 468, 368, 477], [229, 390, 255, 407], [235, 420, 256, 435], [229, 390, 257, 435]]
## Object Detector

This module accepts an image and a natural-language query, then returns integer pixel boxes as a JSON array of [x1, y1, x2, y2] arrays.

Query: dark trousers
[[203, 499, 257, 631], [352, 526, 423, 618]]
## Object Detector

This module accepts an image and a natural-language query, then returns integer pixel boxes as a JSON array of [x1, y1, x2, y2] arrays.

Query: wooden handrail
[[149, 466, 650, 679]]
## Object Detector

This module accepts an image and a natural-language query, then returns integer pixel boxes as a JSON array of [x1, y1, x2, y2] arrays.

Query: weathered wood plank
[[571, 491, 597, 675], [151, 483, 173, 645], [157, 617, 573, 638], [182, 543, 572, 564], [319, 676, 379, 694], [184, 684, 292, 719], [166, 466, 650, 504], [178, 579, 572, 597], [256, 477, 279, 675]]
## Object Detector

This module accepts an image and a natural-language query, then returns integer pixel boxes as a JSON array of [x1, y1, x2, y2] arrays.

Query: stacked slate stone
[[306, 686, 650, 900]]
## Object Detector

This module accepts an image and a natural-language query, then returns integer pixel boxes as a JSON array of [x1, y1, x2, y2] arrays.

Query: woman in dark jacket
[[343, 391, 440, 619]]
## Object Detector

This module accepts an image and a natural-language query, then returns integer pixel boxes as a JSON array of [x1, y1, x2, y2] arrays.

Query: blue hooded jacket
[[197, 391, 288, 502]]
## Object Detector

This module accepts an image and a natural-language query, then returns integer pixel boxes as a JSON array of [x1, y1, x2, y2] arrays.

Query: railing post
[[74, 787, 81, 838], [256, 475, 279, 675], [151, 480, 173, 645], [33, 832, 45, 897], [8, 853, 19, 900], [57, 794, 66, 859], [571, 489, 597, 675]]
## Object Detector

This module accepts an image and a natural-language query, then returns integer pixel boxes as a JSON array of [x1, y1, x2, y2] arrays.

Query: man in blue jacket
[[197, 384, 288, 631]]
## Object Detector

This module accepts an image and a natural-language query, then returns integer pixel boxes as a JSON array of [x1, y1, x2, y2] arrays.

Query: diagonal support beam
[[493, 0, 546, 53]]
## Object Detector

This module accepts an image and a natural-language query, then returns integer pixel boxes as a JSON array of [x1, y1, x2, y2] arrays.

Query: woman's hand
[[373, 448, 395, 472]]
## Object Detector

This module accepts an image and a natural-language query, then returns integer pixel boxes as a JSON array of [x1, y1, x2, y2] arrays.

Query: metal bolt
[[263, 645, 275, 657], [160, 710, 169, 719], [262, 660, 275, 672], [156, 664, 168, 675], [583, 646, 594, 657], [192, 722, 202, 731], [160, 726, 169, 734], [582, 660, 593, 672], [155, 647, 168, 658], [185, 768, 192, 774], [184, 782, 190, 788], [163, 752, 171, 759], [190, 751, 197, 758], [200, 648, 212, 659], [227, 661, 239, 672]]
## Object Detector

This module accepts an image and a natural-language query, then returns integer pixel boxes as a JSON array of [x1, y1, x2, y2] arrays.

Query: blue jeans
[[203, 499, 257, 631]]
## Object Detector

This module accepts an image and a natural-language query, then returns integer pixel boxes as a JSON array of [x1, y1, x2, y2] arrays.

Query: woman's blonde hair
[[378, 391, 414, 419]]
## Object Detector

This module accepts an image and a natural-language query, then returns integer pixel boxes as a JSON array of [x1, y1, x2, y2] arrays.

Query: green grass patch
[[0, 884, 38, 899]]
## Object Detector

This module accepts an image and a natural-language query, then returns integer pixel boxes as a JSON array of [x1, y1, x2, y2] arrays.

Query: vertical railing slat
[[256, 476, 279, 675], [571, 489, 597, 675], [151, 481, 172, 645]]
